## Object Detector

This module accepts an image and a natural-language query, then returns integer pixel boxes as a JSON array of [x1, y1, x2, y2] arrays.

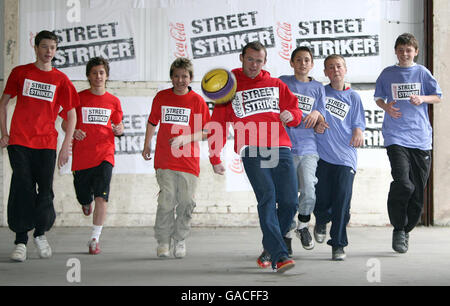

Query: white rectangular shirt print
[[232, 87, 280, 118], [22, 79, 57, 102], [161, 106, 191, 126], [391, 83, 421, 100], [294, 93, 315, 115], [325, 97, 350, 121], [82, 107, 112, 125]]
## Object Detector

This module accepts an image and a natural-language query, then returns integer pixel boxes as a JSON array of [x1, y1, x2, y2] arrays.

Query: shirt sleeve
[[351, 93, 366, 131], [279, 81, 302, 127], [3, 67, 20, 98], [58, 78, 80, 112], [148, 94, 161, 126], [111, 97, 123, 125], [374, 71, 388, 102], [207, 103, 230, 165]]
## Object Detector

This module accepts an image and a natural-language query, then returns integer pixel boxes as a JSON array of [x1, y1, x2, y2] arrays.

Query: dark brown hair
[[86, 57, 110, 77]]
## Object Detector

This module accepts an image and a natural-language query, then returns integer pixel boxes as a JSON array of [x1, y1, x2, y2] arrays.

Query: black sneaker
[[332, 247, 346, 261], [314, 223, 326, 243], [283, 237, 293, 257], [295, 227, 315, 250], [392, 230, 407, 253], [257, 250, 272, 269]]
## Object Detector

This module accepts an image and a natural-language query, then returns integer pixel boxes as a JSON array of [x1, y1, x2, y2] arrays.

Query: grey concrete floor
[[0, 226, 450, 286]]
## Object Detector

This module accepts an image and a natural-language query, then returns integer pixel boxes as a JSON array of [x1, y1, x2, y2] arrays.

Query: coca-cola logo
[[276, 22, 292, 61], [169, 22, 190, 58], [228, 156, 244, 174]]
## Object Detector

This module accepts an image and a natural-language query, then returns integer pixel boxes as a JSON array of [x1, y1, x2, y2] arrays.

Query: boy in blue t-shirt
[[374, 33, 442, 254], [314, 54, 366, 261], [279, 46, 326, 253]]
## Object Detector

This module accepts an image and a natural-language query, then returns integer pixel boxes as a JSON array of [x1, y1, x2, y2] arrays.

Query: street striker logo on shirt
[[325, 97, 350, 121], [232, 87, 280, 118], [294, 93, 315, 115], [391, 83, 421, 100], [22, 79, 57, 102], [161, 106, 191, 126], [82, 107, 112, 126]]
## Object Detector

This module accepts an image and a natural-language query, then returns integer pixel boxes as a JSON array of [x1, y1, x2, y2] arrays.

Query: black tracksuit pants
[[7, 145, 56, 245], [386, 145, 432, 233]]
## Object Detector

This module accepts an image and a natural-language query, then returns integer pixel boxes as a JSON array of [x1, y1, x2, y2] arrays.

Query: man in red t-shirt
[[61, 57, 123, 255], [0, 30, 78, 262]]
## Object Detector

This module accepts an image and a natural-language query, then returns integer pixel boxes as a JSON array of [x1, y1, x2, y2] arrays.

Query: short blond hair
[[170, 57, 194, 79]]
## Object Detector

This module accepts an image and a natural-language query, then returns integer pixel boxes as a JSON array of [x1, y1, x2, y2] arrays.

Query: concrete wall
[[433, 0, 450, 226]]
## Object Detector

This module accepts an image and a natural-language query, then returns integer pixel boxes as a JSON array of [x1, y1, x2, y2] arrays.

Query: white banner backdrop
[[167, 0, 381, 83], [19, 0, 139, 80]]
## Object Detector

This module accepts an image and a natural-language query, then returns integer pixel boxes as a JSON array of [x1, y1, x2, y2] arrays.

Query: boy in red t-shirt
[[61, 57, 124, 255], [0, 30, 78, 262], [142, 57, 210, 258]]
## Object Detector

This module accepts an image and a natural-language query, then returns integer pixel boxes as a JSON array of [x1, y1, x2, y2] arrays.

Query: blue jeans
[[241, 147, 298, 268], [314, 159, 355, 248]]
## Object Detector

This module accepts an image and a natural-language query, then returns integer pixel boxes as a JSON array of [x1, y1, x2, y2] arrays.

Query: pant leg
[[313, 159, 333, 225], [242, 147, 289, 267], [7, 145, 37, 234], [328, 165, 355, 248], [32, 149, 56, 236], [173, 171, 198, 242], [154, 169, 177, 244], [404, 148, 432, 233], [386, 145, 415, 231], [297, 154, 319, 217], [273, 148, 298, 237]]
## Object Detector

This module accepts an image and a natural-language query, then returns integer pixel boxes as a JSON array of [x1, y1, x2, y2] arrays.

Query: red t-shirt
[[61, 89, 123, 171], [3, 63, 80, 150], [148, 88, 210, 177]]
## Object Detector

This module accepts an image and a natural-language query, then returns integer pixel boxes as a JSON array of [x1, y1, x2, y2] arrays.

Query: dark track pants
[[386, 145, 431, 233], [314, 159, 355, 248], [7, 145, 56, 245]]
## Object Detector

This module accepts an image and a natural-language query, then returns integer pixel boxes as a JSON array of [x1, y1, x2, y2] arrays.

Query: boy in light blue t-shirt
[[314, 54, 365, 261], [279, 46, 326, 253], [374, 33, 442, 254]]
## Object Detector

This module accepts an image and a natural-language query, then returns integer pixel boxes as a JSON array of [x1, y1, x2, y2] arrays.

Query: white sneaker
[[10, 244, 27, 262], [173, 240, 186, 258], [157, 243, 170, 257], [34, 235, 52, 258]]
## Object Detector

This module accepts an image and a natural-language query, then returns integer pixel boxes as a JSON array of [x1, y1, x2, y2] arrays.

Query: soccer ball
[[201, 68, 237, 104]]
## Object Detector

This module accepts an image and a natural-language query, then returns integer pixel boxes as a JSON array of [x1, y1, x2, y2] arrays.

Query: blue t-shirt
[[316, 85, 366, 171], [279, 75, 326, 156], [374, 64, 442, 150]]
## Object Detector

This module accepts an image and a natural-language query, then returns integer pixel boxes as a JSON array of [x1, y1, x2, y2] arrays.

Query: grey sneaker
[[157, 243, 170, 257], [314, 223, 326, 243], [332, 247, 346, 261], [34, 235, 52, 258], [10, 244, 27, 262], [295, 227, 315, 250], [173, 240, 186, 258], [392, 230, 407, 253]]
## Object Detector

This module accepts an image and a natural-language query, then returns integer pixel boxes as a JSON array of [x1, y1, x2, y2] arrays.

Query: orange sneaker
[[256, 250, 272, 268], [276, 257, 295, 273]]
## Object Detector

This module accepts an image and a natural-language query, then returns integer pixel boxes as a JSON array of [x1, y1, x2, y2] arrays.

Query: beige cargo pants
[[154, 169, 198, 244]]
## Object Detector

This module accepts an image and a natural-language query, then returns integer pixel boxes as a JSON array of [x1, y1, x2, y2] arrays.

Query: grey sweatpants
[[154, 169, 198, 244]]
